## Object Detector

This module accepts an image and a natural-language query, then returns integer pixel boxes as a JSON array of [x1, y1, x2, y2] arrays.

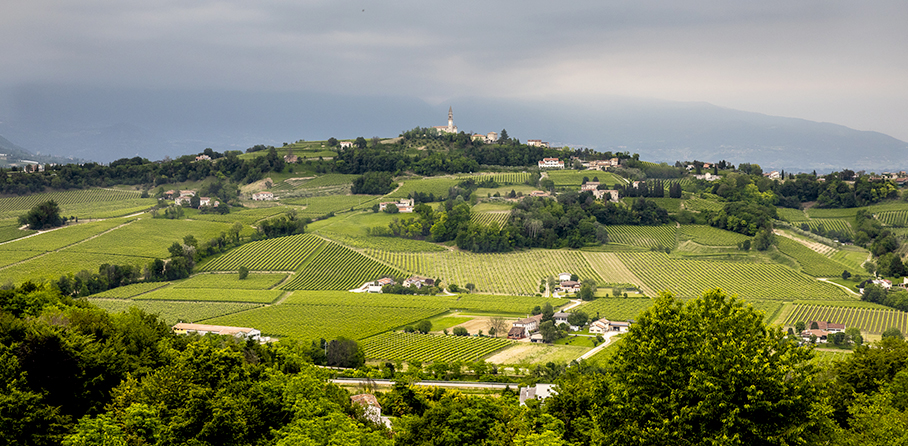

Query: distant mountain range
[[0, 85, 904, 172]]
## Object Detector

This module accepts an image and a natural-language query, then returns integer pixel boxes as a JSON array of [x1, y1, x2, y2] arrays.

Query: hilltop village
[[3, 110, 908, 443]]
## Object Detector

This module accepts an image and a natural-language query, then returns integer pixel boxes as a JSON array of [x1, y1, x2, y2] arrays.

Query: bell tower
[[448, 106, 454, 132]]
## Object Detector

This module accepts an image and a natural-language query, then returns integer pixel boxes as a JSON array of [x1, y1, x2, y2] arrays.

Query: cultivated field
[[782, 303, 908, 335], [362, 332, 513, 362], [88, 299, 263, 325]]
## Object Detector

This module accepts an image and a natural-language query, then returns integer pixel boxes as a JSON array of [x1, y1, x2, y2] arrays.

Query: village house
[[195, 154, 211, 161], [558, 272, 572, 282], [580, 182, 600, 192], [693, 172, 720, 181], [283, 154, 298, 163], [379, 198, 415, 213], [172, 323, 262, 341], [338, 141, 354, 149], [512, 314, 543, 337], [537, 158, 564, 169], [163, 190, 177, 199], [198, 197, 219, 207], [559, 280, 581, 292], [350, 394, 389, 427], [471, 132, 500, 144], [593, 189, 620, 202], [175, 195, 193, 206], [808, 321, 846, 333], [527, 140, 549, 148], [507, 326, 526, 340], [520, 383, 556, 406], [529, 190, 550, 197], [180, 190, 197, 197], [252, 191, 275, 201], [589, 318, 631, 334], [403, 276, 434, 288]]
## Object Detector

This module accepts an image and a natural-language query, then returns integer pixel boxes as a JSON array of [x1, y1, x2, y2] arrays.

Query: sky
[[2, 0, 907, 141]]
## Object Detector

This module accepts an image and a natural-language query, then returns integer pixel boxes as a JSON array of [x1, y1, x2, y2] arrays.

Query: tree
[[539, 321, 558, 343], [327, 137, 338, 147], [846, 327, 863, 346], [811, 321, 820, 329], [843, 270, 852, 280], [599, 289, 831, 444], [882, 327, 904, 340], [19, 200, 65, 230], [238, 266, 249, 280], [354, 136, 367, 149], [465, 283, 475, 293], [326, 337, 365, 368], [416, 320, 432, 334], [567, 311, 588, 327], [795, 321, 806, 332], [453, 327, 469, 336], [488, 316, 508, 338]]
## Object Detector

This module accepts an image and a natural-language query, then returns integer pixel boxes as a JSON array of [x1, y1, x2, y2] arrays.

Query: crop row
[[615, 252, 852, 300], [89, 299, 263, 325], [201, 304, 443, 342], [581, 252, 652, 295], [282, 290, 564, 314], [877, 210, 908, 227], [173, 273, 287, 290], [684, 198, 724, 212], [281, 195, 381, 214], [133, 288, 284, 304], [320, 230, 446, 252], [367, 248, 603, 295], [387, 177, 461, 199], [471, 212, 510, 228], [198, 233, 325, 271], [457, 172, 532, 185], [679, 225, 750, 246], [547, 170, 622, 187], [606, 225, 677, 249], [362, 332, 513, 362], [89, 282, 170, 298], [784, 304, 908, 335], [282, 242, 403, 290], [0, 218, 130, 253], [0, 188, 144, 214], [775, 237, 851, 277]]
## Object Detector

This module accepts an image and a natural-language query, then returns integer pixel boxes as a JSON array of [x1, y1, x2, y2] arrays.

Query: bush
[[238, 266, 249, 280], [452, 326, 469, 336]]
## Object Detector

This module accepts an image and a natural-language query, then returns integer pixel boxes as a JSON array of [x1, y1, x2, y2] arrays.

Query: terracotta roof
[[351, 394, 381, 408]]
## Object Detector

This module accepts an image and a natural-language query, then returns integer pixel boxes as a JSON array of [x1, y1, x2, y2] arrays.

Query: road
[[576, 330, 621, 361], [330, 378, 517, 390]]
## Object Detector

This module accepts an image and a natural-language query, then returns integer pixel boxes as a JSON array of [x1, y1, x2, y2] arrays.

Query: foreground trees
[[596, 289, 831, 445]]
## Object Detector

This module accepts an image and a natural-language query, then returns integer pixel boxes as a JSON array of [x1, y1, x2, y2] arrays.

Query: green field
[[547, 170, 623, 187], [783, 303, 908, 335], [0, 219, 36, 243], [606, 225, 677, 249], [679, 225, 750, 246], [615, 252, 853, 300], [281, 242, 403, 290], [133, 287, 284, 304], [201, 304, 443, 342], [321, 231, 447, 252], [173, 273, 287, 290], [282, 291, 564, 314], [88, 299, 263, 325], [0, 188, 154, 220], [471, 211, 510, 227], [186, 206, 290, 225], [777, 208, 808, 222], [775, 237, 852, 277], [368, 248, 603, 295], [572, 299, 654, 321], [386, 177, 460, 199], [684, 197, 724, 212], [68, 218, 233, 259], [89, 282, 171, 298], [0, 218, 130, 252], [362, 332, 512, 362], [281, 194, 382, 216], [198, 233, 326, 271]]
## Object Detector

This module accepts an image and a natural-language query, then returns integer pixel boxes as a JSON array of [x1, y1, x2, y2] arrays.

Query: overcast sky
[[3, 0, 907, 140]]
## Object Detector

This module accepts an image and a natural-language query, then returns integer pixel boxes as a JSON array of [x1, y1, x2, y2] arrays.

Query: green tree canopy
[[598, 289, 830, 445], [19, 200, 65, 230]]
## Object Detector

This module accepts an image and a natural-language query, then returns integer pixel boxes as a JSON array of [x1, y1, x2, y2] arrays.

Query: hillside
[[1, 85, 905, 171]]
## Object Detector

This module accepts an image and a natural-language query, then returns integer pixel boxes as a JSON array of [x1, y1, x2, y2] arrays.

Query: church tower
[[448, 106, 454, 132]]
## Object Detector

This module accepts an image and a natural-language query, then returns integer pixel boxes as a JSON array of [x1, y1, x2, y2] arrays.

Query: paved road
[[577, 330, 621, 361], [330, 378, 518, 389]]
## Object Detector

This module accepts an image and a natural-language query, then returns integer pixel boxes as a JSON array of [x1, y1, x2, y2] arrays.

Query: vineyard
[[281, 242, 403, 290], [281, 195, 382, 216], [776, 208, 808, 222], [89, 282, 170, 298], [615, 252, 853, 300], [201, 304, 444, 342], [173, 273, 287, 290], [573, 299, 654, 321], [69, 218, 233, 259], [800, 219, 854, 237], [0, 188, 151, 219], [581, 252, 651, 294], [783, 303, 908, 335], [775, 237, 851, 277], [456, 172, 533, 184], [0, 251, 150, 284], [133, 288, 284, 304], [362, 332, 513, 362], [877, 210, 908, 227], [88, 299, 262, 325], [679, 225, 750, 246], [471, 211, 510, 228], [198, 233, 325, 271], [319, 230, 447, 252], [606, 225, 677, 249], [367, 248, 604, 295], [188, 206, 290, 225], [0, 218, 130, 252], [282, 291, 564, 314], [386, 177, 460, 199], [684, 197, 724, 212], [0, 220, 35, 243]]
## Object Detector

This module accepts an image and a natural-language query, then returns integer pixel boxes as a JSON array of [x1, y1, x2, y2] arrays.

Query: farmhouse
[[163, 189, 177, 199], [379, 198, 415, 213], [527, 140, 549, 148], [538, 158, 564, 169], [175, 195, 193, 206], [284, 154, 298, 163], [553, 312, 579, 331], [350, 394, 389, 427], [338, 141, 354, 149], [580, 182, 600, 192], [559, 281, 581, 292], [507, 326, 526, 340], [252, 191, 275, 201], [520, 383, 557, 406], [799, 329, 830, 343], [403, 276, 434, 288], [807, 321, 846, 332], [172, 323, 262, 341], [589, 318, 631, 334], [198, 197, 219, 207], [529, 190, 550, 197], [594, 189, 619, 202], [512, 314, 543, 337], [558, 272, 572, 281], [195, 154, 211, 161]]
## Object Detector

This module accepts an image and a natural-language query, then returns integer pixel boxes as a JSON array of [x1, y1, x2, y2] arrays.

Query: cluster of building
[[379, 198, 414, 213], [506, 312, 632, 342], [358, 276, 435, 293], [579, 182, 620, 202], [859, 277, 908, 291], [798, 320, 846, 343], [163, 189, 219, 207], [172, 323, 264, 341], [252, 191, 275, 201]]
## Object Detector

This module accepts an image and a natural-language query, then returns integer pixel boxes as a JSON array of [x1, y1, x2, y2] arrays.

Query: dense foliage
[[18, 199, 65, 230]]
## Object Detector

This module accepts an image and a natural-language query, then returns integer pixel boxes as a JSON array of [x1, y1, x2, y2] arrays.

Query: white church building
[[433, 107, 458, 134]]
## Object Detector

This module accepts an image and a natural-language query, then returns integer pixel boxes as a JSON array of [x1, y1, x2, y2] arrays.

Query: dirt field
[[448, 316, 520, 336], [484, 343, 589, 365]]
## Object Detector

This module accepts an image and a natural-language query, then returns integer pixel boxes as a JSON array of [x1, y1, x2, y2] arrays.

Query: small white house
[[252, 191, 274, 201], [558, 272, 572, 282], [537, 158, 564, 169], [520, 383, 557, 406]]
